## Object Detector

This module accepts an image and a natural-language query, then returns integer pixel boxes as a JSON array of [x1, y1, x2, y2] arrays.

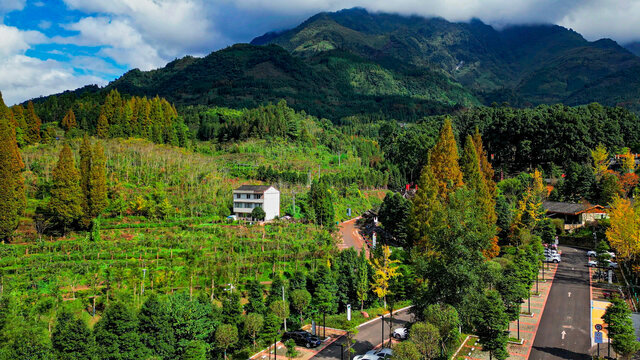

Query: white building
[[232, 185, 280, 221]]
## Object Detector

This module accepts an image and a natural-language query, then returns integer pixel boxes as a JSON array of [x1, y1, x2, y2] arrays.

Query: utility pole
[[282, 285, 287, 332], [381, 315, 384, 347], [141, 268, 147, 296]]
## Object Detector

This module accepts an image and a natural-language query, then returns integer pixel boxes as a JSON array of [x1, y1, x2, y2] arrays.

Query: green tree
[[355, 248, 369, 310], [94, 301, 145, 360], [476, 290, 509, 360], [89, 141, 108, 218], [52, 309, 94, 360], [309, 180, 334, 226], [604, 296, 640, 359], [290, 289, 311, 324], [251, 206, 266, 221], [221, 291, 243, 325], [0, 108, 26, 241], [48, 144, 84, 234], [409, 322, 440, 359], [409, 160, 443, 251], [392, 341, 421, 360], [424, 304, 461, 355], [79, 135, 93, 228], [270, 300, 290, 332], [245, 279, 266, 315], [181, 340, 207, 360], [378, 192, 411, 247], [97, 113, 109, 139], [138, 293, 176, 359], [245, 313, 264, 347], [215, 324, 238, 360]]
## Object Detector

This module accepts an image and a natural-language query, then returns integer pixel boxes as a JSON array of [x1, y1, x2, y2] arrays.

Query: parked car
[[392, 327, 408, 340], [586, 250, 597, 257], [545, 254, 561, 263], [588, 260, 618, 269], [281, 331, 322, 348], [588, 260, 598, 267], [354, 348, 393, 360], [605, 251, 616, 259], [608, 262, 619, 269]]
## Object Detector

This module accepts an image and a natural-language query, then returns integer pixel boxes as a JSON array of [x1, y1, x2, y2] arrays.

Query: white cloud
[[38, 20, 51, 29], [0, 0, 25, 12], [60, 0, 224, 70], [0, 55, 105, 105], [0, 24, 45, 57]]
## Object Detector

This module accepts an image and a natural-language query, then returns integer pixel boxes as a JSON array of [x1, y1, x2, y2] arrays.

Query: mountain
[[624, 42, 640, 57], [31, 8, 640, 121], [105, 42, 478, 121], [252, 8, 640, 111]]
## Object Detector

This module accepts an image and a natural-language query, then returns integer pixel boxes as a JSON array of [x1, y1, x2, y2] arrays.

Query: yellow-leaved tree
[[510, 187, 543, 245], [591, 144, 609, 180], [531, 169, 546, 199], [620, 148, 636, 174], [370, 245, 401, 309], [606, 196, 640, 260], [429, 118, 463, 202]]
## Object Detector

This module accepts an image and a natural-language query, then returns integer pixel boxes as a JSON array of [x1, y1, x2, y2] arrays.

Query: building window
[[235, 194, 240, 199]]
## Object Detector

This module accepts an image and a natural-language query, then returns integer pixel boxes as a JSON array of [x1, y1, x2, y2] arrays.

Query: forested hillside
[[254, 8, 640, 112]]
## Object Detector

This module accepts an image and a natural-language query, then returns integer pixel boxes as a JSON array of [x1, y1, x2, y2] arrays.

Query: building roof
[[234, 185, 273, 193], [543, 201, 604, 215]]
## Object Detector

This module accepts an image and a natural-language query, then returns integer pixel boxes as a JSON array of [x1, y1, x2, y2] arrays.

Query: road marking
[[561, 330, 566, 340], [568, 292, 571, 298]]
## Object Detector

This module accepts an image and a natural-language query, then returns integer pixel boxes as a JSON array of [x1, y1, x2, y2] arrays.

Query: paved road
[[530, 246, 591, 359], [314, 308, 413, 360], [338, 217, 367, 255]]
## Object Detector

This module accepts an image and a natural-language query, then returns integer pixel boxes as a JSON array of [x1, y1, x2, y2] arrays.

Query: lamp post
[[381, 314, 384, 348]]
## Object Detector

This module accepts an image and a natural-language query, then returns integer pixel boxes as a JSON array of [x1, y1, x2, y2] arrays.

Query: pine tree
[[10, 104, 27, 147], [96, 113, 109, 139], [429, 118, 463, 201], [25, 101, 41, 144], [245, 279, 267, 315], [476, 290, 509, 360], [0, 104, 26, 241], [94, 301, 145, 360], [89, 141, 108, 218], [79, 135, 92, 229], [48, 144, 83, 234], [51, 310, 94, 360], [139, 294, 176, 359]]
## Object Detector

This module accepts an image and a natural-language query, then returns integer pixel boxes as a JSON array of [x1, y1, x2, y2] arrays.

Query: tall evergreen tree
[[472, 128, 496, 197], [61, 108, 77, 133], [48, 144, 83, 234], [79, 135, 93, 228], [25, 101, 41, 144], [94, 301, 145, 360], [245, 279, 266, 315], [89, 141, 108, 218], [409, 162, 444, 251], [0, 100, 26, 241], [476, 290, 509, 360], [429, 118, 463, 201], [308, 180, 334, 226], [96, 113, 109, 139], [139, 294, 176, 359], [52, 310, 95, 360]]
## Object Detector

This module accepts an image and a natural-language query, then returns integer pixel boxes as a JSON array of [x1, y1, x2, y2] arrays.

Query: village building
[[232, 185, 280, 221], [542, 201, 608, 231]]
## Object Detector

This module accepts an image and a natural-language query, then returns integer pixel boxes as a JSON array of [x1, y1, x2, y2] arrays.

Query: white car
[[606, 251, 616, 259], [588, 260, 598, 267], [353, 348, 393, 360], [392, 327, 408, 340], [587, 251, 597, 257], [545, 254, 561, 263], [608, 262, 619, 268]]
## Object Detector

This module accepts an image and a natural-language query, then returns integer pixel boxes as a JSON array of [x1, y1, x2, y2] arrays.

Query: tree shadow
[[530, 345, 590, 359]]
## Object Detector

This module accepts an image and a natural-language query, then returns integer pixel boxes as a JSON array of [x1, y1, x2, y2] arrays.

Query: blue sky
[[1, 0, 640, 105]]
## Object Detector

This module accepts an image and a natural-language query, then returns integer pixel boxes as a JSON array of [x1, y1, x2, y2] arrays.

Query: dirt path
[[337, 217, 368, 255]]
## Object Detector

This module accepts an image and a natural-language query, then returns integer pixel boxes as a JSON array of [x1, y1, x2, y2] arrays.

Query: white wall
[[263, 187, 280, 221]]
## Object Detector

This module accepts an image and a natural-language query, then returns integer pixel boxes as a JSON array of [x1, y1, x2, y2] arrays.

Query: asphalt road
[[530, 246, 591, 359], [313, 308, 413, 360], [338, 218, 367, 255]]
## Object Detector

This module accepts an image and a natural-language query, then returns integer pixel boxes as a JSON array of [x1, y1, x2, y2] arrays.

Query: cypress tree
[[89, 141, 108, 219], [429, 118, 463, 201], [61, 108, 77, 133], [472, 128, 496, 197], [25, 101, 41, 144], [410, 160, 443, 251], [48, 144, 83, 234], [79, 135, 92, 228], [96, 113, 109, 139], [0, 101, 26, 241], [52, 310, 95, 360]]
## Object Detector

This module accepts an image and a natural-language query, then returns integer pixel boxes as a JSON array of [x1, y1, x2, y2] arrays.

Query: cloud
[[0, 24, 45, 57], [0, 0, 25, 13], [0, 55, 105, 105], [60, 0, 225, 70]]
